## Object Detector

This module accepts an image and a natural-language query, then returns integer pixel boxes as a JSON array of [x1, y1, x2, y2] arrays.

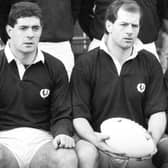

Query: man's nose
[[126, 24, 133, 34], [27, 28, 34, 37]]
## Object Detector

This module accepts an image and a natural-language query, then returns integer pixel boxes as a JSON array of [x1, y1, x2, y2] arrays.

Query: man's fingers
[[53, 135, 75, 149]]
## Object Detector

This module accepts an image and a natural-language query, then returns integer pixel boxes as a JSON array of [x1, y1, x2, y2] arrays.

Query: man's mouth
[[23, 42, 34, 46], [124, 38, 133, 43]]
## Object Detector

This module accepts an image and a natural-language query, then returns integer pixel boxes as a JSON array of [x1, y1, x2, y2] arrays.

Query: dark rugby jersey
[[0, 50, 73, 136], [71, 48, 167, 131]]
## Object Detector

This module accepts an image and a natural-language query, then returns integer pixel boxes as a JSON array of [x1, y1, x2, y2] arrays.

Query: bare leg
[[153, 136, 168, 168], [75, 140, 99, 168], [127, 158, 156, 168], [30, 142, 78, 168], [0, 144, 19, 168]]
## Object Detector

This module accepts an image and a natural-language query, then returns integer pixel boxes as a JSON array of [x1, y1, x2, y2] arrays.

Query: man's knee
[[49, 149, 77, 168], [76, 140, 99, 164]]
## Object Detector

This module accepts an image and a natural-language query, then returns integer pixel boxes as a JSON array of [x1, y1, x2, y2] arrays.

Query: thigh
[[75, 140, 99, 168], [127, 158, 156, 168], [76, 139, 128, 168], [30, 142, 77, 168], [75, 139, 98, 156], [153, 135, 168, 168], [0, 144, 19, 168], [98, 150, 128, 168], [98, 150, 155, 168]]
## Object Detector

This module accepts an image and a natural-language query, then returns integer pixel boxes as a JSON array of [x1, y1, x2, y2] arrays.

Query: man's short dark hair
[[105, 0, 142, 23], [7, 1, 43, 27]]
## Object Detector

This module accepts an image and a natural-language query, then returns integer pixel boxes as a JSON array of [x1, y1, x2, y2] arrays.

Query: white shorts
[[0, 127, 53, 168], [38, 41, 74, 79]]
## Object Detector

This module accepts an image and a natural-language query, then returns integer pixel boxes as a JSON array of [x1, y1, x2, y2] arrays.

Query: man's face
[[108, 7, 140, 49], [7, 16, 42, 55]]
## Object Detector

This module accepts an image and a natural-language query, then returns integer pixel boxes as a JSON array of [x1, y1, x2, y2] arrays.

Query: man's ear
[[6, 25, 13, 38], [105, 20, 113, 34]]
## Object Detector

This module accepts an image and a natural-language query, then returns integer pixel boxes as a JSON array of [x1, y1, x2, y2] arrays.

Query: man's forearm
[[73, 118, 97, 144], [148, 112, 167, 144]]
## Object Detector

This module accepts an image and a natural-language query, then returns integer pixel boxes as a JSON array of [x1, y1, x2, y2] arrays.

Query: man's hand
[[52, 134, 75, 149], [94, 132, 128, 159]]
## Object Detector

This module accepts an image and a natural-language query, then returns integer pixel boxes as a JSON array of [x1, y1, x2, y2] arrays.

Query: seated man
[[0, 2, 77, 168], [71, 0, 168, 167]]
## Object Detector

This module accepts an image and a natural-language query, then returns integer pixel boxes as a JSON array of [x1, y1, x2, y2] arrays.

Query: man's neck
[[105, 36, 133, 66], [9, 44, 37, 65]]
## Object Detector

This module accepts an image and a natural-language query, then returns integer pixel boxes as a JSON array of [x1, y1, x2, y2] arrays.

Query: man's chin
[[121, 45, 132, 50], [22, 48, 36, 54]]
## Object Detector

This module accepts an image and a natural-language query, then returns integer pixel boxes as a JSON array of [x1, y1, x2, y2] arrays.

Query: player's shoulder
[[76, 47, 100, 67], [138, 49, 159, 63], [137, 49, 161, 70], [42, 51, 65, 69], [42, 51, 67, 78]]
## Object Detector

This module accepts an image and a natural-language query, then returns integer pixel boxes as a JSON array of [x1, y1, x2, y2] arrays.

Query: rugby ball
[[100, 118, 157, 159]]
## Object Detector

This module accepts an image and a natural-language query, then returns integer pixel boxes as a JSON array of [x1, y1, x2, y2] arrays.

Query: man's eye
[[20, 27, 27, 30], [120, 23, 128, 27], [132, 24, 139, 28], [32, 26, 40, 31]]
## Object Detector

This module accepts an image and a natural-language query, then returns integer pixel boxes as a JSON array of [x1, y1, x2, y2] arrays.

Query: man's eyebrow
[[118, 21, 129, 24], [32, 25, 41, 27], [18, 25, 41, 27], [119, 21, 139, 25], [18, 25, 29, 27]]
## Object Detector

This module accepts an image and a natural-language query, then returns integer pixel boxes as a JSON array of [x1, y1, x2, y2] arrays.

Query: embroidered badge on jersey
[[40, 89, 50, 99], [137, 83, 146, 93]]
